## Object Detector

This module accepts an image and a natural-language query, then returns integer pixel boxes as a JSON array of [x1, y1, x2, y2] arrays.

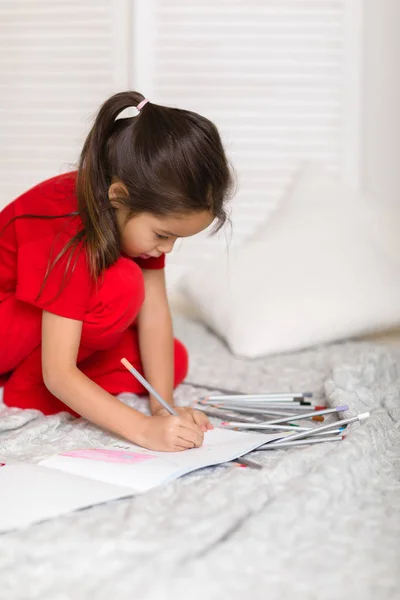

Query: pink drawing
[[61, 448, 155, 464]]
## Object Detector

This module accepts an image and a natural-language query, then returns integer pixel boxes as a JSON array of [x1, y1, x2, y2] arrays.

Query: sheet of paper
[[40, 428, 287, 492], [0, 465, 133, 534], [0, 429, 289, 533]]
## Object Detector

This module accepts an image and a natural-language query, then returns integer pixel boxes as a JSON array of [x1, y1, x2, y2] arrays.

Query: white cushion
[[180, 165, 400, 358]]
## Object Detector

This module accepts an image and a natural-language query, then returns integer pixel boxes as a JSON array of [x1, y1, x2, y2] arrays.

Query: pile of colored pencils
[[195, 391, 369, 452]]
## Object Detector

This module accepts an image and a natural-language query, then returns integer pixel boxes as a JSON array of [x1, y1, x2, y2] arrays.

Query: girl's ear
[[108, 181, 128, 204]]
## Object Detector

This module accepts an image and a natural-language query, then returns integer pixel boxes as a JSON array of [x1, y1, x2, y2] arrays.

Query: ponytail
[[76, 91, 147, 277]]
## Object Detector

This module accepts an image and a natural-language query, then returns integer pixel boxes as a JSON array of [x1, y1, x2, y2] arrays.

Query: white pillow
[[181, 165, 400, 358]]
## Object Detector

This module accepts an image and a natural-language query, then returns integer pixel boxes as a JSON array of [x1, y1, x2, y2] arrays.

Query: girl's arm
[[41, 310, 204, 450], [137, 268, 174, 414], [137, 269, 212, 431]]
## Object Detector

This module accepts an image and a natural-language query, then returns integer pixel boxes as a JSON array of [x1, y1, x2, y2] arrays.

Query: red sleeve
[[16, 234, 92, 320], [134, 254, 165, 270]]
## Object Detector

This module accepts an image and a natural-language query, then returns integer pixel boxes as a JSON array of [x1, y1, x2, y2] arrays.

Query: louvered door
[[131, 0, 361, 283], [0, 0, 130, 207], [0, 0, 361, 286]]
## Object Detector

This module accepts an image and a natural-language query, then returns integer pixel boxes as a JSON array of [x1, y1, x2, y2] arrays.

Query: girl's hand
[[152, 406, 214, 433], [136, 414, 205, 452]]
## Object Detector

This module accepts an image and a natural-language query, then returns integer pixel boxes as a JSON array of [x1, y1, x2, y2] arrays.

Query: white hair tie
[[115, 99, 150, 120]]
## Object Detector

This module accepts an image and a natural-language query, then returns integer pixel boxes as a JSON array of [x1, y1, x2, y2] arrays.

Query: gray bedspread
[[0, 316, 399, 600]]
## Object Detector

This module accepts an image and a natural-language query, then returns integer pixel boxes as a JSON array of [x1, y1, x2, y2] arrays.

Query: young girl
[[0, 91, 232, 452]]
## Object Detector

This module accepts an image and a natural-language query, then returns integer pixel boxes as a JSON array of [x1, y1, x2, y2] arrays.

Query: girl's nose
[[158, 239, 176, 254]]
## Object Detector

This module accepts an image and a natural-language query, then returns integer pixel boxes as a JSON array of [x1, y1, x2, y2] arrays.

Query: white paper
[[0, 428, 288, 533], [0, 465, 132, 534], [39, 428, 286, 492]]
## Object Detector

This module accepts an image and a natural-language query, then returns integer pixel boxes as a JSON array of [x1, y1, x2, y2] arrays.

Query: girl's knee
[[0, 295, 41, 373], [81, 258, 144, 350], [174, 338, 188, 387]]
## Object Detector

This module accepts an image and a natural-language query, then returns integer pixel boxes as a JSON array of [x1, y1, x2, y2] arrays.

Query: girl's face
[[113, 205, 215, 259]]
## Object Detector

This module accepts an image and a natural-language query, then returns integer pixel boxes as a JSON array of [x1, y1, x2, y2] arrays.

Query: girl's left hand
[[152, 406, 214, 432]]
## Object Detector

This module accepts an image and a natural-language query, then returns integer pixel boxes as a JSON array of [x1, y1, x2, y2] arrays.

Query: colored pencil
[[201, 399, 309, 407], [202, 397, 314, 406], [210, 405, 325, 420], [222, 405, 349, 427], [233, 457, 263, 470], [263, 412, 369, 446], [236, 423, 305, 432], [212, 405, 302, 417], [210, 400, 302, 408], [258, 436, 344, 449], [121, 357, 178, 416], [202, 392, 313, 401], [229, 425, 345, 436], [214, 403, 324, 411]]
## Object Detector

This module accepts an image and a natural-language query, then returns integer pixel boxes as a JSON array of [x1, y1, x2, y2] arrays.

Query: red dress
[[0, 172, 188, 415]]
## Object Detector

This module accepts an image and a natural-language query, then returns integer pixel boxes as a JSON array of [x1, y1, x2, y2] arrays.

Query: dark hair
[[77, 91, 233, 277], [0, 91, 233, 294]]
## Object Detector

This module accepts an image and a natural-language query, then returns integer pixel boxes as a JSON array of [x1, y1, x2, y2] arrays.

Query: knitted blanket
[[0, 316, 399, 600]]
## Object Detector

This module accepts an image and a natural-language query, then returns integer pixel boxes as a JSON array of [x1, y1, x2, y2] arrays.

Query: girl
[[0, 91, 233, 452]]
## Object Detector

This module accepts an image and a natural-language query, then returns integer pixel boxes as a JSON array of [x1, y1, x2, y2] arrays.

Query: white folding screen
[[0, 0, 361, 283]]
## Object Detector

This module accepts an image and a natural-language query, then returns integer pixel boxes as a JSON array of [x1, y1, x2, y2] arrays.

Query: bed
[[1, 314, 399, 600]]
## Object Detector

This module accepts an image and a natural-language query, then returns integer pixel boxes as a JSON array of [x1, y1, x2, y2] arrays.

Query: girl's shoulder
[[9, 171, 82, 246], [12, 171, 78, 217]]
